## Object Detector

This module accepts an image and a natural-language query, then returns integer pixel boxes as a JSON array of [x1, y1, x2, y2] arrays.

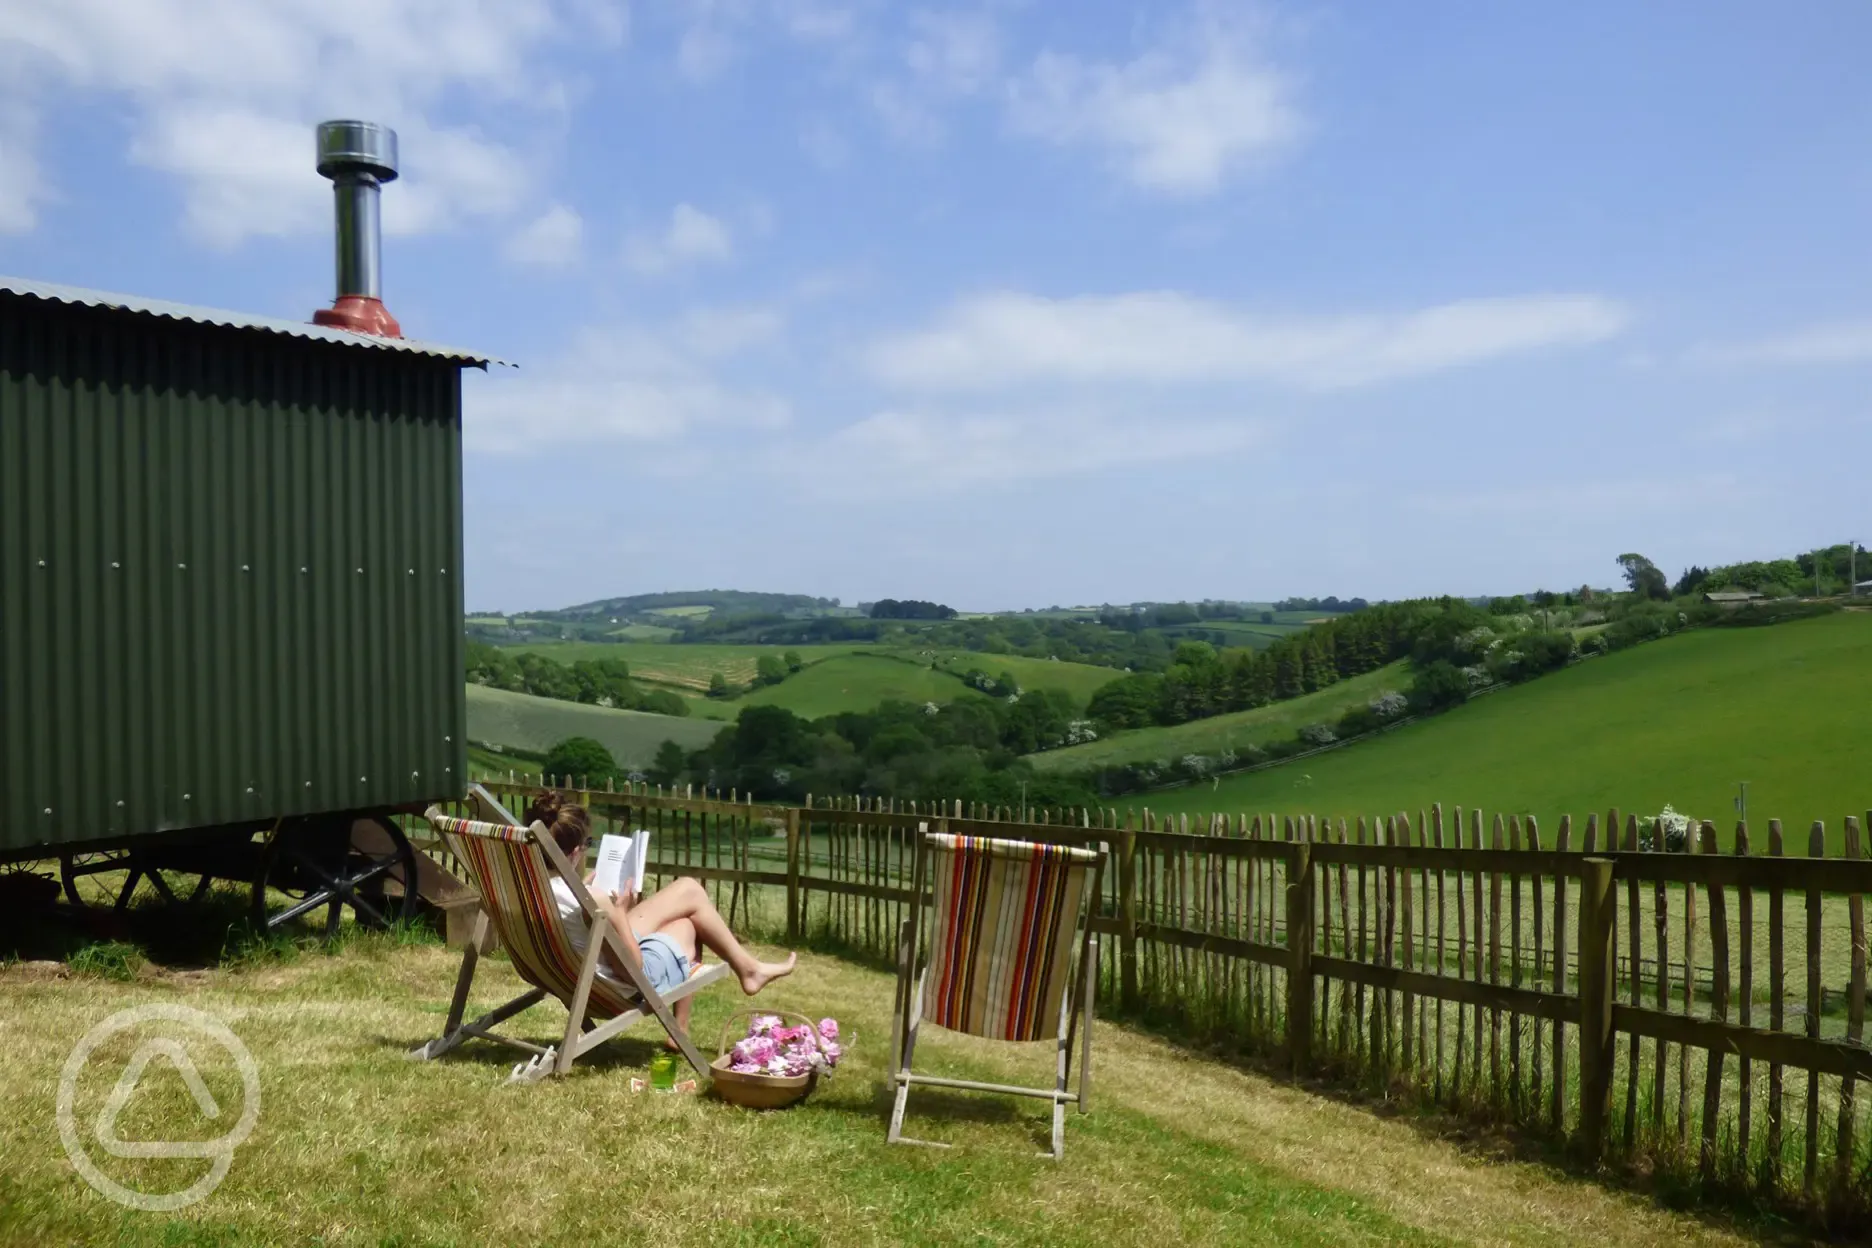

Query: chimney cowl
[[311, 120, 402, 338]]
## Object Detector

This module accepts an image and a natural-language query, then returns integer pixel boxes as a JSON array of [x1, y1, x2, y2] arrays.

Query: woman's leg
[[630, 878, 795, 995]]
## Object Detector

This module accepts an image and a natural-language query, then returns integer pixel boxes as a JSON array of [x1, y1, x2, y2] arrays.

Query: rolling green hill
[[504, 642, 1125, 721], [1027, 661, 1412, 772], [1141, 612, 1872, 850], [507, 641, 876, 691], [465, 685, 721, 768]]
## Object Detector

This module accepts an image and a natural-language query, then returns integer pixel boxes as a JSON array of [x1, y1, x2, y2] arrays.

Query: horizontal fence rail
[[441, 780, 1869, 1226]]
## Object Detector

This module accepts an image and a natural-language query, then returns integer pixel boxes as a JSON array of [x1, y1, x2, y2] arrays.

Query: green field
[[506, 641, 1125, 719], [1141, 612, 1872, 849], [466, 684, 721, 768], [1027, 662, 1411, 772], [734, 654, 970, 719], [508, 641, 877, 691], [928, 651, 1124, 703]]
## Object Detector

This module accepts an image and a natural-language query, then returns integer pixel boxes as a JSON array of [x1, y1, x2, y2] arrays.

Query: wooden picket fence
[[450, 780, 1870, 1224]]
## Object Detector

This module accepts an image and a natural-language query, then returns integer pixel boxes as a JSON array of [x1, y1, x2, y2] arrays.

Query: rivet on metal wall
[[242, 564, 251, 572], [407, 568, 415, 575], [245, 786, 255, 794], [301, 567, 309, 574], [111, 561, 120, 569], [305, 780, 312, 787], [177, 562, 186, 570], [43, 807, 52, 815], [359, 775, 367, 783], [115, 799, 124, 807], [444, 735, 452, 743], [37, 559, 45, 568], [357, 567, 364, 574], [183, 793, 191, 801]]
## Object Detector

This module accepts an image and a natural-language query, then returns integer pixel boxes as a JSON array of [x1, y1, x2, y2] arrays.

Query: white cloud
[[624, 204, 735, 275], [466, 311, 789, 454], [0, 0, 618, 244], [1690, 320, 1872, 367], [905, 10, 1001, 96], [0, 100, 46, 233], [797, 407, 1266, 495], [867, 291, 1630, 391], [504, 203, 584, 267], [1006, 9, 1300, 195]]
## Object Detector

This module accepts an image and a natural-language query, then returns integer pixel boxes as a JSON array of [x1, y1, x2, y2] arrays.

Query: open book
[[591, 829, 651, 898]]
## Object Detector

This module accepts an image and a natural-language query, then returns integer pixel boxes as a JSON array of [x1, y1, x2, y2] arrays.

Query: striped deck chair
[[407, 806, 730, 1083], [888, 831, 1107, 1159]]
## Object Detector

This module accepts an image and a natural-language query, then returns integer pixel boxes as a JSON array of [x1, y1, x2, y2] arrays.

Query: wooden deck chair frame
[[887, 831, 1107, 1160], [408, 800, 730, 1083]]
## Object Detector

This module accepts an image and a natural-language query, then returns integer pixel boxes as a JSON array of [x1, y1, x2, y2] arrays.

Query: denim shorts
[[634, 931, 691, 995]]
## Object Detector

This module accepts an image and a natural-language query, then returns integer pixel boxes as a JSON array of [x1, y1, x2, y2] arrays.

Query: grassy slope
[[508, 641, 875, 690], [736, 654, 964, 719], [0, 936, 1751, 1247], [1145, 612, 1872, 848], [508, 642, 1125, 719], [1027, 661, 1411, 772], [465, 684, 721, 766]]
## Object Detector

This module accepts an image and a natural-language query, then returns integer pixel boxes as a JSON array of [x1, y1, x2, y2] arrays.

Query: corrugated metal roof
[[0, 275, 508, 368]]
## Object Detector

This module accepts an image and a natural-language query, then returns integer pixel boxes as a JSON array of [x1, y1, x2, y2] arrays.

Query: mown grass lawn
[[0, 924, 1761, 1247], [1144, 613, 1872, 852]]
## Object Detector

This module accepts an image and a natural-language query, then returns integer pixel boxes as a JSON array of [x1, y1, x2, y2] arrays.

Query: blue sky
[[3, 1, 1868, 612]]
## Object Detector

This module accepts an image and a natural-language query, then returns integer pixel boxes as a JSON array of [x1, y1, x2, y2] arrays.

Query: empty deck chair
[[408, 805, 730, 1083], [888, 831, 1107, 1159]]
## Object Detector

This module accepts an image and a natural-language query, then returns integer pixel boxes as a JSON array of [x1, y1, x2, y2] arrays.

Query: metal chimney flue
[[311, 120, 402, 338]]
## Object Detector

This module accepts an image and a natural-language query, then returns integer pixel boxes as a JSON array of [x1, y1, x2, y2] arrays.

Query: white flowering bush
[[923, 700, 941, 716], [1456, 626, 1497, 657], [1368, 691, 1408, 719], [1217, 747, 1239, 770], [1298, 723, 1337, 747], [1065, 719, 1099, 745], [770, 767, 792, 786], [1639, 805, 1694, 853], [1180, 754, 1212, 777], [1461, 665, 1492, 689]]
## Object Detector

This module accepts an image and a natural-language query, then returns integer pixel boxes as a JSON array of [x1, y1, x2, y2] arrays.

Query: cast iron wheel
[[252, 814, 418, 942], [60, 849, 221, 912]]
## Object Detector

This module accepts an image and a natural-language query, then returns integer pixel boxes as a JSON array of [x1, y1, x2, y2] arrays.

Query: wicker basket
[[709, 1010, 837, 1110]]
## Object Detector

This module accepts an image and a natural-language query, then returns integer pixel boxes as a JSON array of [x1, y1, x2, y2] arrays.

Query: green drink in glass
[[649, 1049, 678, 1091]]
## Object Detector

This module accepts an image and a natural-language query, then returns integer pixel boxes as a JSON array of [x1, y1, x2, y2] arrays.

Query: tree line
[[466, 642, 690, 717]]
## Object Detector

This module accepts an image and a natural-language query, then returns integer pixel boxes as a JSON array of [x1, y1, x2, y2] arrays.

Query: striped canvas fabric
[[920, 834, 1099, 1042], [423, 810, 640, 1019]]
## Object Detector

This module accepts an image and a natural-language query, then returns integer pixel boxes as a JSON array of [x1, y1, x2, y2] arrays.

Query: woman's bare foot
[[739, 953, 797, 996]]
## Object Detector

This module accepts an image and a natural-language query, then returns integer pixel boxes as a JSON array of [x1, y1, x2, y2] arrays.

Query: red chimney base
[[313, 295, 402, 338]]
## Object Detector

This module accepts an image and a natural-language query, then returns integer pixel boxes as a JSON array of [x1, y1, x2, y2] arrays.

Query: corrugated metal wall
[[0, 293, 468, 856]]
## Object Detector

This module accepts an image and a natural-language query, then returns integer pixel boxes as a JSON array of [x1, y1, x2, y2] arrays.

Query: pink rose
[[817, 1018, 839, 1042]]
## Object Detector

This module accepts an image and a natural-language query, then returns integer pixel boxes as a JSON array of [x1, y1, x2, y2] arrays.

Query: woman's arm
[[594, 887, 643, 978]]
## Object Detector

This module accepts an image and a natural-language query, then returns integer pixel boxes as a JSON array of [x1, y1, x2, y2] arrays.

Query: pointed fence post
[[1286, 840, 1315, 1073], [1577, 856, 1617, 1163], [785, 807, 802, 943], [1119, 813, 1140, 1009]]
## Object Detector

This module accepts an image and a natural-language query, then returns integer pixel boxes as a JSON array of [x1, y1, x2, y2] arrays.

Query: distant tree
[[1673, 565, 1711, 597], [783, 650, 804, 673], [707, 672, 732, 699], [754, 654, 787, 687], [1259, 611, 1276, 624], [648, 740, 688, 787], [542, 737, 617, 788], [1616, 553, 1670, 600]]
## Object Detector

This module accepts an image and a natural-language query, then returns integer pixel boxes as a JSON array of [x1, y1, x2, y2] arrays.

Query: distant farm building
[[1704, 590, 1764, 607]]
